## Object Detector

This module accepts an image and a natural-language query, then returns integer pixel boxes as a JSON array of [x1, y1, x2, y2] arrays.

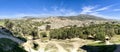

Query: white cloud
[[80, 5, 114, 14], [43, 7, 79, 16], [40, 5, 115, 19], [2, 5, 118, 19], [95, 5, 113, 11], [80, 6, 96, 14], [79, 5, 120, 19], [113, 9, 120, 11], [87, 11, 118, 19]]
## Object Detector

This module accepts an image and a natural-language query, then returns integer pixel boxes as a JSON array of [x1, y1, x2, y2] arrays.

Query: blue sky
[[0, 0, 120, 19]]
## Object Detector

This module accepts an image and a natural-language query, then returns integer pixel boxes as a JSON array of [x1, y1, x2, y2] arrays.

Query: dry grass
[[110, 35, 120, 43]]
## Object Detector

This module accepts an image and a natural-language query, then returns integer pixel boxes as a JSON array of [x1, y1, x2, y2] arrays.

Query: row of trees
[[50, 23, 120, 41]]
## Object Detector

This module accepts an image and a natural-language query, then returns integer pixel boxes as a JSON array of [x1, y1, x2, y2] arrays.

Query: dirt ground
[[22, 38, 94, 52]]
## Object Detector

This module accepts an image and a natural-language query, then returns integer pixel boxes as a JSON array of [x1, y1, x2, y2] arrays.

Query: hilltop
[[57, 14, 106, 21]]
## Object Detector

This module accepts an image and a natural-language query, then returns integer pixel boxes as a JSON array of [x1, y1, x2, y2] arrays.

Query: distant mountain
[[57, 14, 106, 20], [21, 14, 106, 21]]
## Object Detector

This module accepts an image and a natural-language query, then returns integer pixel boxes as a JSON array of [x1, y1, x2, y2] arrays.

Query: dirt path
[[22, 38, 93, 52], [52, 41, 68, 52], [71, 42, 81, 52], [70, 38, 88, 52]]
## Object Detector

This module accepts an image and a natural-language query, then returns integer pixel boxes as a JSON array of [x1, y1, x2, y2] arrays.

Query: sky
[[0, 0, 120, 19]]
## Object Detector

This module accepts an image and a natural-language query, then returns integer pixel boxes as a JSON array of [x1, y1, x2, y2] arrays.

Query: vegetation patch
[[0, 38, 26, 52], [80, 41, 116, 52], [16, 36, 27, 42], [0, 21, 4, 26], [32, 42, 39, 50], [50, 23, 120, 41]]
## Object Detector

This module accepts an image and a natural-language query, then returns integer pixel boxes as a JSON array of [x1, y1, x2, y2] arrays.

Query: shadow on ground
[[81, 44, 117, 52]]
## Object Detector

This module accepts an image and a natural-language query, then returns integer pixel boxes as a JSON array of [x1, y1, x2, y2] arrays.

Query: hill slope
[[57, 14, 106, 20]]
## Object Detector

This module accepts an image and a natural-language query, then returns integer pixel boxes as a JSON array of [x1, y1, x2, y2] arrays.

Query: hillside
[[31, 14, 108, 29], [57, 14, 106, 21], [0, 14, 119, 52]]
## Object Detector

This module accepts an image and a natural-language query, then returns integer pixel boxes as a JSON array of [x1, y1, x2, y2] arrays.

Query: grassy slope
[[0, 21, 4, 26], [110, 35, 120, 43]]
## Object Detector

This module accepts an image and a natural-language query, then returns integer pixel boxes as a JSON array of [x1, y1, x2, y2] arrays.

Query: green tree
[[4, 19, 14, 30], [46, 25, 51, 31]]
